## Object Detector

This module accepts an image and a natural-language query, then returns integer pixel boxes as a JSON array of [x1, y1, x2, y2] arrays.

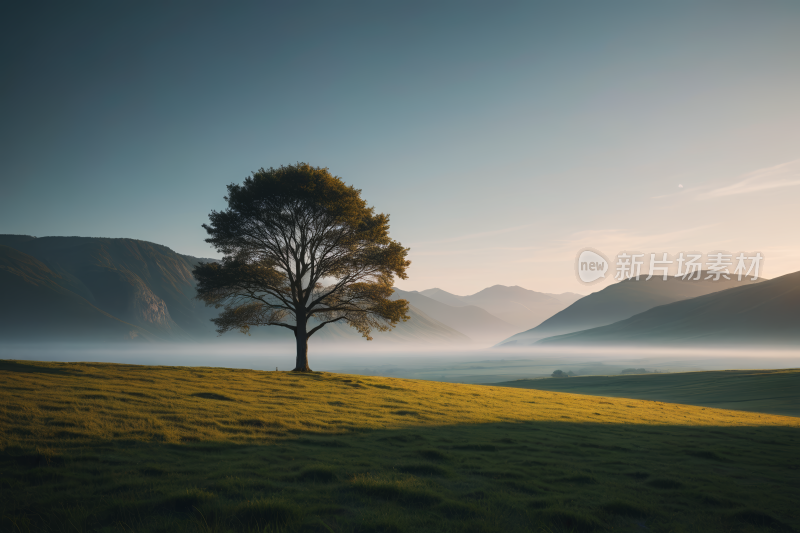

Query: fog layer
[[2, 341, 797, 385]]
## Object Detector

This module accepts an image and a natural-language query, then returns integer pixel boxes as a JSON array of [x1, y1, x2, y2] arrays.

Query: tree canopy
[[193, 163, 411, 371]]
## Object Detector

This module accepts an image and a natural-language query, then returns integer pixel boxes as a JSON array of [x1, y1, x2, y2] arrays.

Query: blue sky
[[1, 1, 798, 294]]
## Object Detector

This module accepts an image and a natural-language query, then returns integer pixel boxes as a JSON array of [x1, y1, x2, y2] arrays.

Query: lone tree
[[193, 163, 411, 371]]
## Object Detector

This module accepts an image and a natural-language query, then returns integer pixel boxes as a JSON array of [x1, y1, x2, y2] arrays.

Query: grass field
[[494, 369, 800, 417], [1, 359, 799, 533]]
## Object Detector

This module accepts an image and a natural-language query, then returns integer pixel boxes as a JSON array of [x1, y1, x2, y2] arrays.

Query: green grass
[[1, 360, 799, 532], [494, 368, 800, 417]]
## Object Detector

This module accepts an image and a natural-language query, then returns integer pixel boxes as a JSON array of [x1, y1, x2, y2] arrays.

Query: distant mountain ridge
[[496, 273, 763, 347], [420, 285, 583, 331], [0, 244, 154, 341], [304, 303, 471, 344], [0, 235, 218, 341], [390, 288, 519, 344], [536, 270, 800, 346], [0, 235, 472, 344]]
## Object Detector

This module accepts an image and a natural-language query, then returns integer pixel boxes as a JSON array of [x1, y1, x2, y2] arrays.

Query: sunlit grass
[[2, 360, 792, 448], [1, 359, 799, 532]]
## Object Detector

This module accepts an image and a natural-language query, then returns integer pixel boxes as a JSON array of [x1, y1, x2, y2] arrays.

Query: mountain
[[307, 303, 471, 344], [496, 273, 763, 347], [239, 302, 471, 344], [0, 235, 218, 340], [419, 288, 469, 307], [0, 235, 470, 345], [535, 270, 800, 346], [206, 302, 471, 345], [389, 288, 518, 344], [546, 292, 585, 305], [0, 245, 153, 341], [420, 285, 582, 330]]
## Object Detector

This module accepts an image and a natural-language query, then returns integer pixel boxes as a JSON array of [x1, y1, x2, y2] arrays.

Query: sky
[[1, 1, 799, 295]]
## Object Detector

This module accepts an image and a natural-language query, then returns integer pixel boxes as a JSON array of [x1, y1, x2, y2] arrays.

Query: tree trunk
[[293, 320, 312, 372]]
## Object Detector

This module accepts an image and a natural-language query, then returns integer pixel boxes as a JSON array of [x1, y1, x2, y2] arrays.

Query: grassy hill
[[2, 361, 799, 532], [494, 369, 800, 417], [498, 273, 762, 347], [538, 270, 800, 347]]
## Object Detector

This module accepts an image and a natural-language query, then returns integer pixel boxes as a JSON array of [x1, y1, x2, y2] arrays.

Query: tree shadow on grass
[[190, 392, 235, 401], [0, 359, 77, 375], [2, 420, 799, 532]]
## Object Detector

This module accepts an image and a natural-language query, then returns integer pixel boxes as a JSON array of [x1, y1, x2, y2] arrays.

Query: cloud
[[651, 159, 800, 201], [702, 159, 800, 199]]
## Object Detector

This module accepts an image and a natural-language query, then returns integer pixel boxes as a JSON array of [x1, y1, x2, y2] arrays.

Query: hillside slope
[[419, 287, 470, 307], [495, 369, 800, 417], [1, 360, 798, 533], [498, 273, 762, 346], [0, 235, 215, 340], [303, 303, 472, 344], [0, 245, 153, 341], [0, 235, 470, 345], [391, 288, 518, 344], [197, 302, 472, 345], [421, 285, 580, 330], [538, 270, 800, 346]]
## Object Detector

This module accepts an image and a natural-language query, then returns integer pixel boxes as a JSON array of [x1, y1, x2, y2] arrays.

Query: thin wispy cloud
[[651, 190, 688, 200], [650, 159, 800, 201], [701, 159, 800, 199]]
